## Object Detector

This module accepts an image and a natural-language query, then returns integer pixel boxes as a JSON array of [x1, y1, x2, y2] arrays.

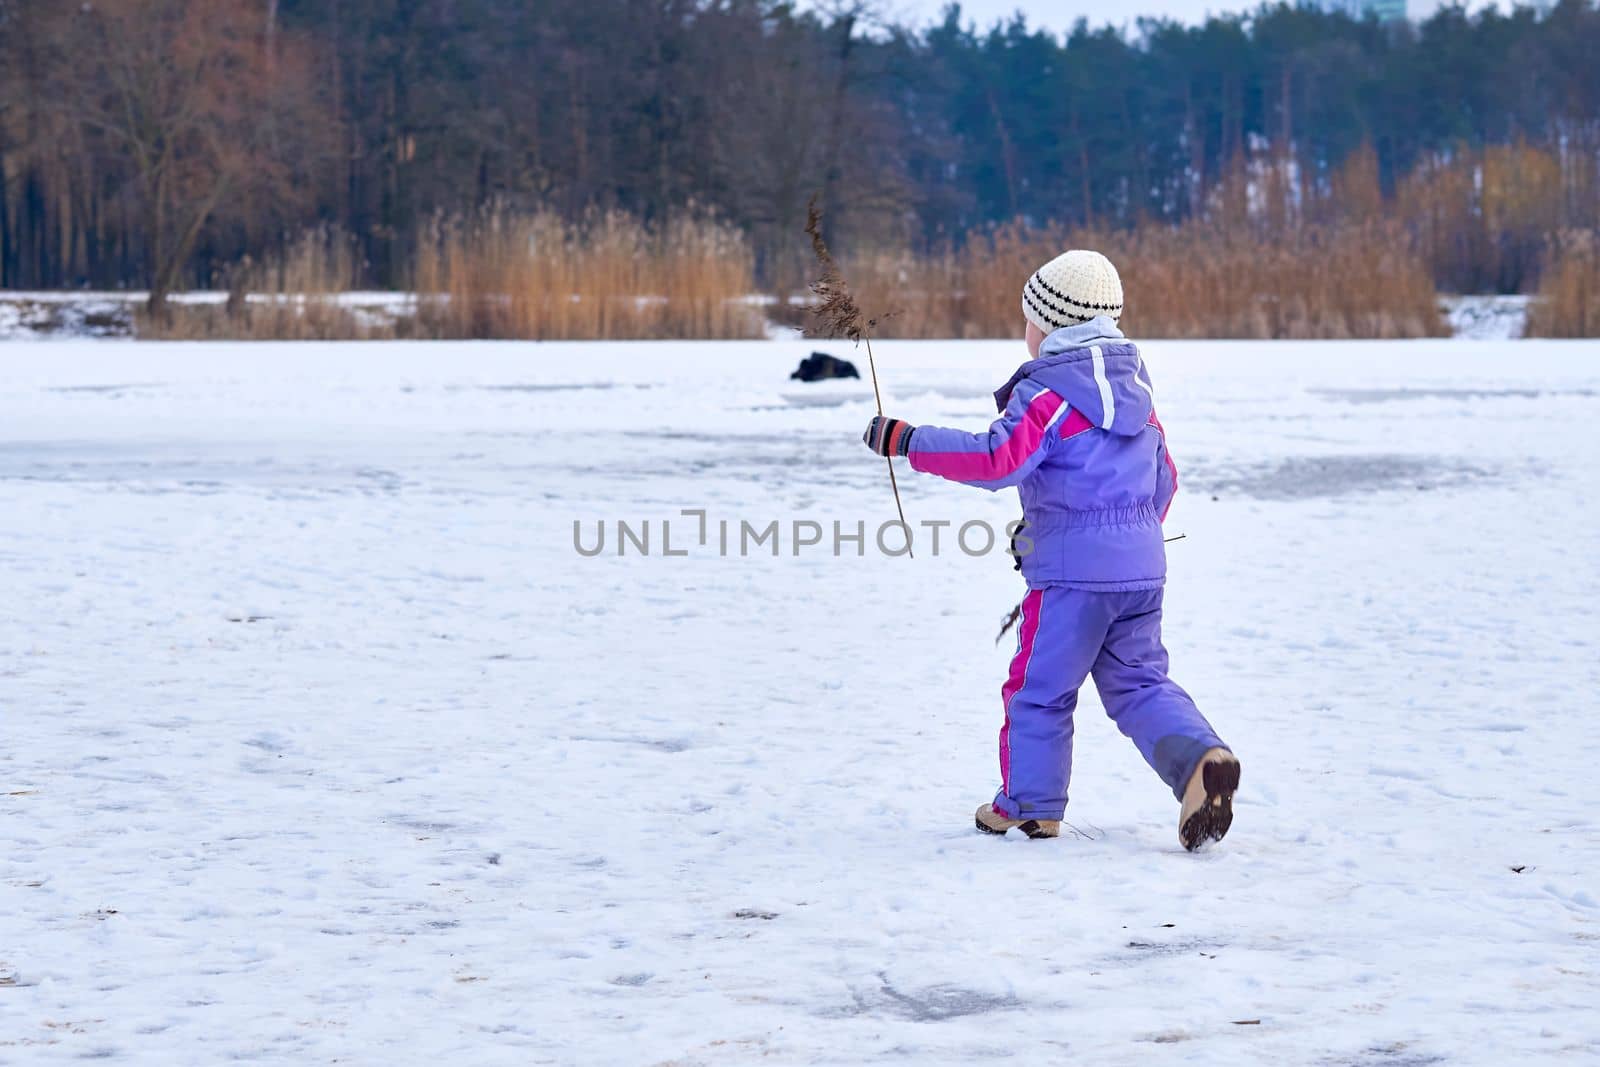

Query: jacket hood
[[993, 316, 1153, 437]]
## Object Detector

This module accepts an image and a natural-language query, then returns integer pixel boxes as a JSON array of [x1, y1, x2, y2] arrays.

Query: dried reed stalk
[[803, 197, 912, 556]]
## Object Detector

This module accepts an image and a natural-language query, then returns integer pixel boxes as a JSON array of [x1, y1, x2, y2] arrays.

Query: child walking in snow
[[861, 250, 1239, 850]]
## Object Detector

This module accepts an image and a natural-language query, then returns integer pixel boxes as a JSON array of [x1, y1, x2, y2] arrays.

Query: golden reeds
[[136, 225, 385, 340], [1525, 230, 1600, 338], [412, 204, 762, 340], [139, 209, 763, 340], [846, 219, 1446, 341]]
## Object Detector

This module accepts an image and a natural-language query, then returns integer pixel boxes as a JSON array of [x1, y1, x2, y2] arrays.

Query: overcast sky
[[869, 0, 1471, 35]]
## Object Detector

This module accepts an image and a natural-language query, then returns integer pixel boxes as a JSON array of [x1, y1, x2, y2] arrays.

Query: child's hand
[[863, 416, 916, 457]]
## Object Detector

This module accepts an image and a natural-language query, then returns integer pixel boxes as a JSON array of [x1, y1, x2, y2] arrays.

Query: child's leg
[[993, 587, 1116, 821], [1090, 588, 1229, 800]]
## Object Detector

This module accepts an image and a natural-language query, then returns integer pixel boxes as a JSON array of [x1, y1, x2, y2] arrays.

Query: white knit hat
[[1021, 249, 1124, 333]]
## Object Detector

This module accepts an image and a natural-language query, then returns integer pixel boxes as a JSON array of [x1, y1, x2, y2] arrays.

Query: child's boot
[[975, 803, 1060, 839], [1179, 748, 1240, 851]]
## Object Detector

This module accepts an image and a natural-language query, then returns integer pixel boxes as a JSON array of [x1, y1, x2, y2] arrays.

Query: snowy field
[[2, 337, 1598, 1064]]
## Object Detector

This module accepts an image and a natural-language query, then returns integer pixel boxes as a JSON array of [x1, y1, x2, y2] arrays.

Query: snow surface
[[1441, 295, 1531, 341], [0, 292, 416, 341], [2, 338, 1598, 1064], [0, 294, 134, 342]]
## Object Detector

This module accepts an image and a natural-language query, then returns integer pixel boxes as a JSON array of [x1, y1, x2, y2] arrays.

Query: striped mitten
[[863, 416, 915, 458]]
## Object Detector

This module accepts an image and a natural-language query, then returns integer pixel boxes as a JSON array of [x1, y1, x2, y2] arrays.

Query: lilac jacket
[[907, 318, 1177, 590]]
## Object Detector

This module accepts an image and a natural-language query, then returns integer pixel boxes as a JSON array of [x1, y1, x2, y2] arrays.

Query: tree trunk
[[988, 88, 1020, 219], [145, 176, 169, 319], [0, 139, 10, 287], [148, 176, 235, 318], [1186, 83, 1204, 221], [817, 15, 856, 226]]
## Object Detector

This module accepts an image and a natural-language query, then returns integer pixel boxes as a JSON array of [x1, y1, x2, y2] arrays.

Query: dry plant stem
[[863, 329, 913, 558], [863, 330, 886, 414], [884, 460, 910, 557], [995, 602, 1023, 646], [803, 198, 913, 556]]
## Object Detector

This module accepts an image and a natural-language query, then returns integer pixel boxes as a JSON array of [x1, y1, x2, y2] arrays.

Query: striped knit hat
[[1021, 249, 1124, 333]]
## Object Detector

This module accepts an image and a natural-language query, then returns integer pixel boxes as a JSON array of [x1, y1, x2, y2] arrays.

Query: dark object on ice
[[790, 352, 860, 382]]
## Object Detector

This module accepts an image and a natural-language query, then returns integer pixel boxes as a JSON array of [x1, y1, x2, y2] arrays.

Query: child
[[862, 250, 1239, 850]]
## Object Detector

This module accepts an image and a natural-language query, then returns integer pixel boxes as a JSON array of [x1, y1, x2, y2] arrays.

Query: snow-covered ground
[[2, 338, 1598, 1064], [0, 292, 416, 341], [1441, 294, 1531, 340]]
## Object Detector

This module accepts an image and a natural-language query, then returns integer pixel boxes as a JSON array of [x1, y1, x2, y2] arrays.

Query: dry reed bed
[[136, 160, 1600, 341], [1526, 231, 1600, 338], [138, 227, 393, 340], [141, 210, 764, 341], [412, 207, 762, 340], [843, 221, 1446, 340]]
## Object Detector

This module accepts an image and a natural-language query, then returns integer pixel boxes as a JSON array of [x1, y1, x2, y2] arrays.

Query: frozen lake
[[2, 338, 1598, 1063]]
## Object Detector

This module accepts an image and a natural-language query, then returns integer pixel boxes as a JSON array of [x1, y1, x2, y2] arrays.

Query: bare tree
[[53, 0, 321, 317]]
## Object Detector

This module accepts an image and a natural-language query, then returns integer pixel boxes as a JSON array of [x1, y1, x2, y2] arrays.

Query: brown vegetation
[[115, 141, 1600, 342], [31, 0, 327, 320], [138, 208, 1448, 342], [1395, 142, 1596, 295], [1525, 231, 1600, 338], [137, 227, 387, 340], [839, 219, 1445, 341], [412, 205, 762, 340], [139, 209, 763, 340]]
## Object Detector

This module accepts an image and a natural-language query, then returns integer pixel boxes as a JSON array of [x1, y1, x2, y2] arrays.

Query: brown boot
[[975, 803, 1060, 839], [1179, 748, 1240, 851]]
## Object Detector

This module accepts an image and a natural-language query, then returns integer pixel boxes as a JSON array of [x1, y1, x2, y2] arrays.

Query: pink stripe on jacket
[[908, 382, 1066, 489]]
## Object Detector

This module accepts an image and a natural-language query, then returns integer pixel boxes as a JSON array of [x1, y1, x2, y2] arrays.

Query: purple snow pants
[[993, 585, 1228, 822]]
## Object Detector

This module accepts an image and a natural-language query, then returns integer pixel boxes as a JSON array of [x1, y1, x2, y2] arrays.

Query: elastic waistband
[[1026, 503, 1159, 529]]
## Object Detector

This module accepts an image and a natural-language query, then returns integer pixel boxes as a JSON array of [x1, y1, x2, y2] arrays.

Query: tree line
[[2, 0, 1598, 311]]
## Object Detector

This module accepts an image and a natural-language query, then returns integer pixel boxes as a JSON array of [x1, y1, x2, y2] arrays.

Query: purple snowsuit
[[906, 318, 1228, 821]]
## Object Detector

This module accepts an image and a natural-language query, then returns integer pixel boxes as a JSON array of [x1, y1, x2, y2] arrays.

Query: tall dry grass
[[840, 219, 1445, 340], [413, 205, 762, 339], [140, 209, 762, 340], [1525, 230, 1600, 338], [1117, 222, 1446, 339], [137, 225, 389, 339]]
